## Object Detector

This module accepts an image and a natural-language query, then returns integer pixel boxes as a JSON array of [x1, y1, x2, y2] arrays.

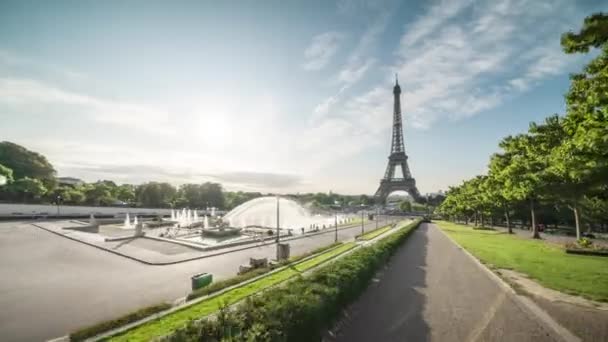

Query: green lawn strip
[[436, 220, 608, 302], [186, 242, 344, 301], [357, 224, 393, 240], [109, 242, 357, 341]]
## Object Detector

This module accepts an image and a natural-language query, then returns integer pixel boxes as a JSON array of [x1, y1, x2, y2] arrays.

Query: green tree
[[0, 142, 56, 181], [0, 163, 13, 186], [399, 200, 412, 212], [84, 182, 115, 206], [115, 184, 136, 203], [137, 182, 177, 208], [8, 177, 47, 202], [553, 13, 608, 238]]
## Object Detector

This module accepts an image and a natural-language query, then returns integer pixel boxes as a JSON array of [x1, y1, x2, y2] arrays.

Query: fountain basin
[[201, 227, 242, 238]]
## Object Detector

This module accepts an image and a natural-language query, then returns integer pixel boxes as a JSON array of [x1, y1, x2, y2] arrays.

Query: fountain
[[203, 215, 209, 229], [124, 213, 131, 228], [133, 215, 138, 226], [222, 196, 344, 233]]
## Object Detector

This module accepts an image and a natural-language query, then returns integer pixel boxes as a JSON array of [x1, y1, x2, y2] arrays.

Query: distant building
[[57, 177, 84, 187]]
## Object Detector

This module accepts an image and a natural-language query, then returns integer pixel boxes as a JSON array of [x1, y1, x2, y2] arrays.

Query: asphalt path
[[0, 217, 394, 342], [330, 223, 560, 342]]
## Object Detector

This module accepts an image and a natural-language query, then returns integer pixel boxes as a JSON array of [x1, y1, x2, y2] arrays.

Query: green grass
[[186, 242, 344, 302], [339, 217, 365, 227], [110, 242, 357, 341], [357, 224, 392, 241], [436, 220, 608, 302]]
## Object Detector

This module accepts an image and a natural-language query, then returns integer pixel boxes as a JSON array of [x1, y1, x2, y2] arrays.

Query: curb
[[31, 220, 376, 266], [434, 223, 581, 342]]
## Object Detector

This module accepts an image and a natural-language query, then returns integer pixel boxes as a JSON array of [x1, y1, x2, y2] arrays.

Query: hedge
[[164, 219, 422, 342], [70, 302, 172, 341]]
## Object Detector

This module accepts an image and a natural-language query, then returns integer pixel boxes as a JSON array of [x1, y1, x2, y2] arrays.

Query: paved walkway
[[329, 223, 560, 342]]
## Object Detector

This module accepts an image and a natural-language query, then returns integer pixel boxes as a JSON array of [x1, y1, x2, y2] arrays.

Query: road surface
[[330, 223, 560, 342], [0, 217, 394, 342]]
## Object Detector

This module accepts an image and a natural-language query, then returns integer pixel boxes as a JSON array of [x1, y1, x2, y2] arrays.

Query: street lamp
[[276, 195, 280, 244], [376, 206, 380, 230], [56, 195, 62, 217], [334, 210, 338, 243], [360, 204, 365, 235]]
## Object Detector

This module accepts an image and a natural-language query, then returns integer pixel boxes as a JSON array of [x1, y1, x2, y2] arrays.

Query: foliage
[[158, 220, 421, 342], [399, 200, 412, 212], [69, 302, 172, 341], [438, 13, 608, 237], [109, 243, 358, 341], [577, 237, 593, 248], [136, 182, 177, 208], [437, 221, 608, 301], [0, 163, 13, 185], [0, 141, 56, 181], [7, 177, 47, 202]]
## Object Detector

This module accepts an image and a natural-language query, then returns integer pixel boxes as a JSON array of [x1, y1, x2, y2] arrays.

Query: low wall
[[0, 203, 171, 218]]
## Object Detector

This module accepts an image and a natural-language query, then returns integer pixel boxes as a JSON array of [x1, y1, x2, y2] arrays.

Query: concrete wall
[[0, 203, 171, 217]]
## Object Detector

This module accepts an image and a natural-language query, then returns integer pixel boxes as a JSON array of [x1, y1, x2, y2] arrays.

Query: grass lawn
[[110, 242, 357, 341], [436, 220, 608, 302], [357, 224, 393, 241]]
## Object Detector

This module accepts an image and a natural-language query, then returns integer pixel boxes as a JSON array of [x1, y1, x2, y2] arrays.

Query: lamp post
[[276, 195, 280, 244], [56, 195, 62, 217], [376, 206, 379, 230], [334, 210, 338, 243], [360, 205, 365, 235]]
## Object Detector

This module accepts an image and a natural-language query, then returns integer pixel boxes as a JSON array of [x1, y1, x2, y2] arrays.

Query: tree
[[84, 182, 115, 206], [199, 182, 225, 209], [488, 154, 515, 233], [555, 13, 608, 238], [0, 142, 56, 181], [136, 182, 176, 208], [115, 184, 136, 203], [0, 163, 13, 186], [399, 200, 412, 212], [8, 177, 47, 202]]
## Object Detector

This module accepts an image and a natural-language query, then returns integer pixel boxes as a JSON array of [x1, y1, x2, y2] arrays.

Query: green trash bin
[[191, 272, 213, 290]]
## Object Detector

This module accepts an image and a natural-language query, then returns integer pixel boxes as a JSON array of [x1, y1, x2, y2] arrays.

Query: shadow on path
[[327, 224, 430, 342]]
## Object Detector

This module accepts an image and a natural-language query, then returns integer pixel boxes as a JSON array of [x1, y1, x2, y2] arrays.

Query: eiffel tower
[[374, 75, 421, 204]]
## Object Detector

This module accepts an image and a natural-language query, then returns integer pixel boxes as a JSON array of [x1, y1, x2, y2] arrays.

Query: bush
[[167, 219, 421, 341], [577, 237, 593, 248], [70, 302, 172, 341]]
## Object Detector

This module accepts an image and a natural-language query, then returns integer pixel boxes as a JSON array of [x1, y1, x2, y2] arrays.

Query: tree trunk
[[474, 212, 478, 227], [573, 205, 581, 240], [480, 213, 485, 227], [505, 208, 512, 234], [531, 199, 540, 239]]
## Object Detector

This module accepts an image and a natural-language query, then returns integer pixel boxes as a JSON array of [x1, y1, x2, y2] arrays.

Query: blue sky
[[0, 0, 605, 195]]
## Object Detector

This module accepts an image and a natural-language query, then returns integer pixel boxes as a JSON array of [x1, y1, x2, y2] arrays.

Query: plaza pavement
[[329, 223, 573, 342], [0, 218, 391, 342]]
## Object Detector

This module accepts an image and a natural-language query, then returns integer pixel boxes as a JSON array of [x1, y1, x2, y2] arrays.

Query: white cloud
[[0, 78, 171, 135], [344, 0, 585, 129], [302, 32, 343, 71], [311, 8, 391, 122]]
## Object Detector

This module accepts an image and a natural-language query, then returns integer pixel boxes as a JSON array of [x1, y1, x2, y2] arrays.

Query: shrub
[[70, 302, 172, 341], [167, 220, 421, 341], [577, 237, 593, 248]]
